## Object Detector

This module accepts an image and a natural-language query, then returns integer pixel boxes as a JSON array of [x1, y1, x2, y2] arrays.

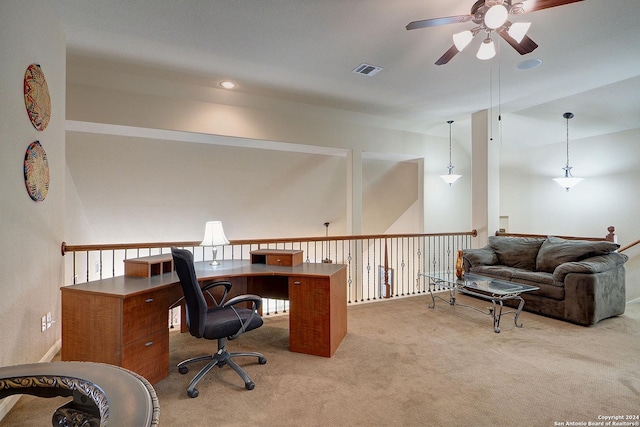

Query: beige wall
[[0, 0, 66, 417], [63, 56, 473, 248]]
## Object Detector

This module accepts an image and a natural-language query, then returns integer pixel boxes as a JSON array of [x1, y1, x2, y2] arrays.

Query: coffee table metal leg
[[428, 278, 454, 309], [513, 296, 525, 328], [428, 278, 437, 308], [492, 299, 504, 333]]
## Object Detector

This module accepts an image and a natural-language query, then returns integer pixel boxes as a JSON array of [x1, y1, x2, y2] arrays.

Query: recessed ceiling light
[[516, 59, 543, 70], [219, 80, 237, 89]]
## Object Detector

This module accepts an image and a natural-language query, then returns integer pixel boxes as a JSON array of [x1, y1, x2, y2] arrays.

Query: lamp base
[[209, 247, 221, 266]]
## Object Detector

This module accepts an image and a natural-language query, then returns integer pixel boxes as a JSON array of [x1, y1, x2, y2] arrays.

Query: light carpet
[[3, 295, 640, 426]]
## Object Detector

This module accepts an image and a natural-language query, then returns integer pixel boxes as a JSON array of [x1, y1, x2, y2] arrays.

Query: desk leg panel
[[61, 290, 123, 365], [289, 269, 347, 357]]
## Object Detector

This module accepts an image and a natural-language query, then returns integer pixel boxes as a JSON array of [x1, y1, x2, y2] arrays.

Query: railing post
[[605, 226, 617, 243]]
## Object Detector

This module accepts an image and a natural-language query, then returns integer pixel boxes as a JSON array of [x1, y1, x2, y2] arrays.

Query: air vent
[[352, 63, 383, 77]]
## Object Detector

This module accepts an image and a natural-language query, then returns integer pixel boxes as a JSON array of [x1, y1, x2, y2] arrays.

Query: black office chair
[[171, 247, 266, 397]]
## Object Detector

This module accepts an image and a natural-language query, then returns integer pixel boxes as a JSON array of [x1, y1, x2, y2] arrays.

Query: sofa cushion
[[463, 247, 498, 268], [468, 265, 516, 280], [536, 236, 620, 273], [510, 269, 555, 286], [488, 236, 545, 271], [510, 269, 564, 300]]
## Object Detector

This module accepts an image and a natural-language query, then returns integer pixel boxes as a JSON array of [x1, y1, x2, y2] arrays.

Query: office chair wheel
[[178, 366, 189, 375], [245, 381, 255, 390], [258, 357, 267, 364], [188, 388, 199, 398]]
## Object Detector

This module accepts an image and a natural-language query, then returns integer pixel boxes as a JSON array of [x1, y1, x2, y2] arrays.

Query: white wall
[[500, 128, 640, 301], [500, 128, 640, 240], [63, 57, 472, 247], [0, 0, 65, 418]]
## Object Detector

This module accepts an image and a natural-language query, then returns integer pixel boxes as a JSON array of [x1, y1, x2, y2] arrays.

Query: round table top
[[0, 361, 159, 426]]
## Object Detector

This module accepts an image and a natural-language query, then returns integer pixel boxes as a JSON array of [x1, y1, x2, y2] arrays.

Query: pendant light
[[553, 112, 583, 191], [440, 120, 461, 185]]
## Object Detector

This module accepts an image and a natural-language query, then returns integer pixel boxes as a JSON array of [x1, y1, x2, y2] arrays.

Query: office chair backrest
[[171, 247, 208, 338]]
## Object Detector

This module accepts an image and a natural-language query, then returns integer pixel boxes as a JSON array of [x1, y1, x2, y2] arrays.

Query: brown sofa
[[462, 236, 628, 325]]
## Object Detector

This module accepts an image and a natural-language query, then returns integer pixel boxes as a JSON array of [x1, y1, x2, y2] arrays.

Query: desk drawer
[[122, 329, 169, 384], [123, 290, 168, 344]]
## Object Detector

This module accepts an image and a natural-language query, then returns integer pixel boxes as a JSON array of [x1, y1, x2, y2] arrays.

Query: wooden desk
[[60, 260, 347, 384]]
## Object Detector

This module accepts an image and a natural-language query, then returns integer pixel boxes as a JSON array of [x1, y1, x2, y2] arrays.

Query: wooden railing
[[494, 231, 610, 241], [61, 231, 477, 312], [620, 239, 640, 253], [496, 226, 640, 254]]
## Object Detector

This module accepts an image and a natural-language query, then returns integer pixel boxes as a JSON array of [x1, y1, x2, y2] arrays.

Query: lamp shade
[[200, 221, 230, 246], [453, 30, 474, 52], [476, 38, 496, 60], [440, 173, 462, 185], [507, 22, 531, 43], [553, 176, 583, 191]]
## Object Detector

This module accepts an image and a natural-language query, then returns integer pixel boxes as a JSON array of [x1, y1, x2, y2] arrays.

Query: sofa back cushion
[[536, 236, 620, 273], [488, 236, 545, 270]]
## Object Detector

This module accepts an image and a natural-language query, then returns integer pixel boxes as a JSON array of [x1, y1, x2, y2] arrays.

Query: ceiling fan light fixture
[[453, 30, 474, 52], [507, 22, 531, 43], [476, 37, 496, 60], [484, 4, 509, 29]]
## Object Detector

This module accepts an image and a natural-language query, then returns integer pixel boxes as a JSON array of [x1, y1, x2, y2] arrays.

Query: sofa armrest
[[553, 252, 628, 282], [462, 246, 498, 272], [563, 265, 626, 325]]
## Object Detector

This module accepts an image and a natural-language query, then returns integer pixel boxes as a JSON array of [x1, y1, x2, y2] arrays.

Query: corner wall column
[[347, 149, 363, 235], [471, 109, 500, 246]]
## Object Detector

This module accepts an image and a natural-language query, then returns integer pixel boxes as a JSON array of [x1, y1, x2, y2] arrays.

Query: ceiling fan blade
[[435, 45, 460, 66], [518, 0, 584, 14], [406, 15, 473, 31], [498, 29, 539, 54]]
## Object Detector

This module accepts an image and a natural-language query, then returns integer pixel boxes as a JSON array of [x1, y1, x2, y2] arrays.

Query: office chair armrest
[[223, 294, 262, 312], [224, 294, 263, 341], [201, 280, 232, 307]]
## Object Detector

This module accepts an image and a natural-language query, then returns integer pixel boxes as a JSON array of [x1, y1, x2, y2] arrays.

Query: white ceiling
[[50, 0, 640, 148]]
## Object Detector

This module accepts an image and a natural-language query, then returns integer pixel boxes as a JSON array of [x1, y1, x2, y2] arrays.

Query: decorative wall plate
[[24, 64, 51, 131], [24, 141, 50, 202]]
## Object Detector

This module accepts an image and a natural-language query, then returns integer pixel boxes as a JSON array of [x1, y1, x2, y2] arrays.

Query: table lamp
[[200, 221, 229, 266]]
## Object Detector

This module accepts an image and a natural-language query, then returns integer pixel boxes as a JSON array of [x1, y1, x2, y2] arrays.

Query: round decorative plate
[[24, 141, 50, 202], [24, 64, 51, 131]]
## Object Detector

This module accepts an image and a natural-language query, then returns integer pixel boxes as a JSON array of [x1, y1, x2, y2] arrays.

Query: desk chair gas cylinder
[[171, 247, 267, 397]]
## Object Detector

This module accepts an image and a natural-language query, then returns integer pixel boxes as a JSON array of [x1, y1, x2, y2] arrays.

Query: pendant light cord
[[564, 112, 574, 168], [448, 120, 454, 167]]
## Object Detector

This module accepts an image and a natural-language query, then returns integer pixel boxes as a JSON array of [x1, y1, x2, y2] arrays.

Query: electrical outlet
[[46, 312, 52, 329], [41, 315, 47, 332]]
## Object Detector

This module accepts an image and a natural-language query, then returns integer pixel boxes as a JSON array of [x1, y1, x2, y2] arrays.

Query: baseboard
[[39, 339, 62, 363], [0, 339, 62, 422], [627, 297, 640, 305], [0, 395, 21, 423]]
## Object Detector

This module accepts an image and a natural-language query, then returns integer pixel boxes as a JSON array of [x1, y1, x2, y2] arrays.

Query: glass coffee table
[[423, 272, 539, 333]]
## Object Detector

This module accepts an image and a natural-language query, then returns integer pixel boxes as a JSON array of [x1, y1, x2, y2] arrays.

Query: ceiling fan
[[406, 0, 584, 65]]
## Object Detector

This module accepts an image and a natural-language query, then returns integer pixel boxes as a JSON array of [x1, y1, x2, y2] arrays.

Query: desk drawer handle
[[293, 281, 301, 285], [145, 341, 154, 347], [276, 259, 281, 263], [145, 298, 154, 303]]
